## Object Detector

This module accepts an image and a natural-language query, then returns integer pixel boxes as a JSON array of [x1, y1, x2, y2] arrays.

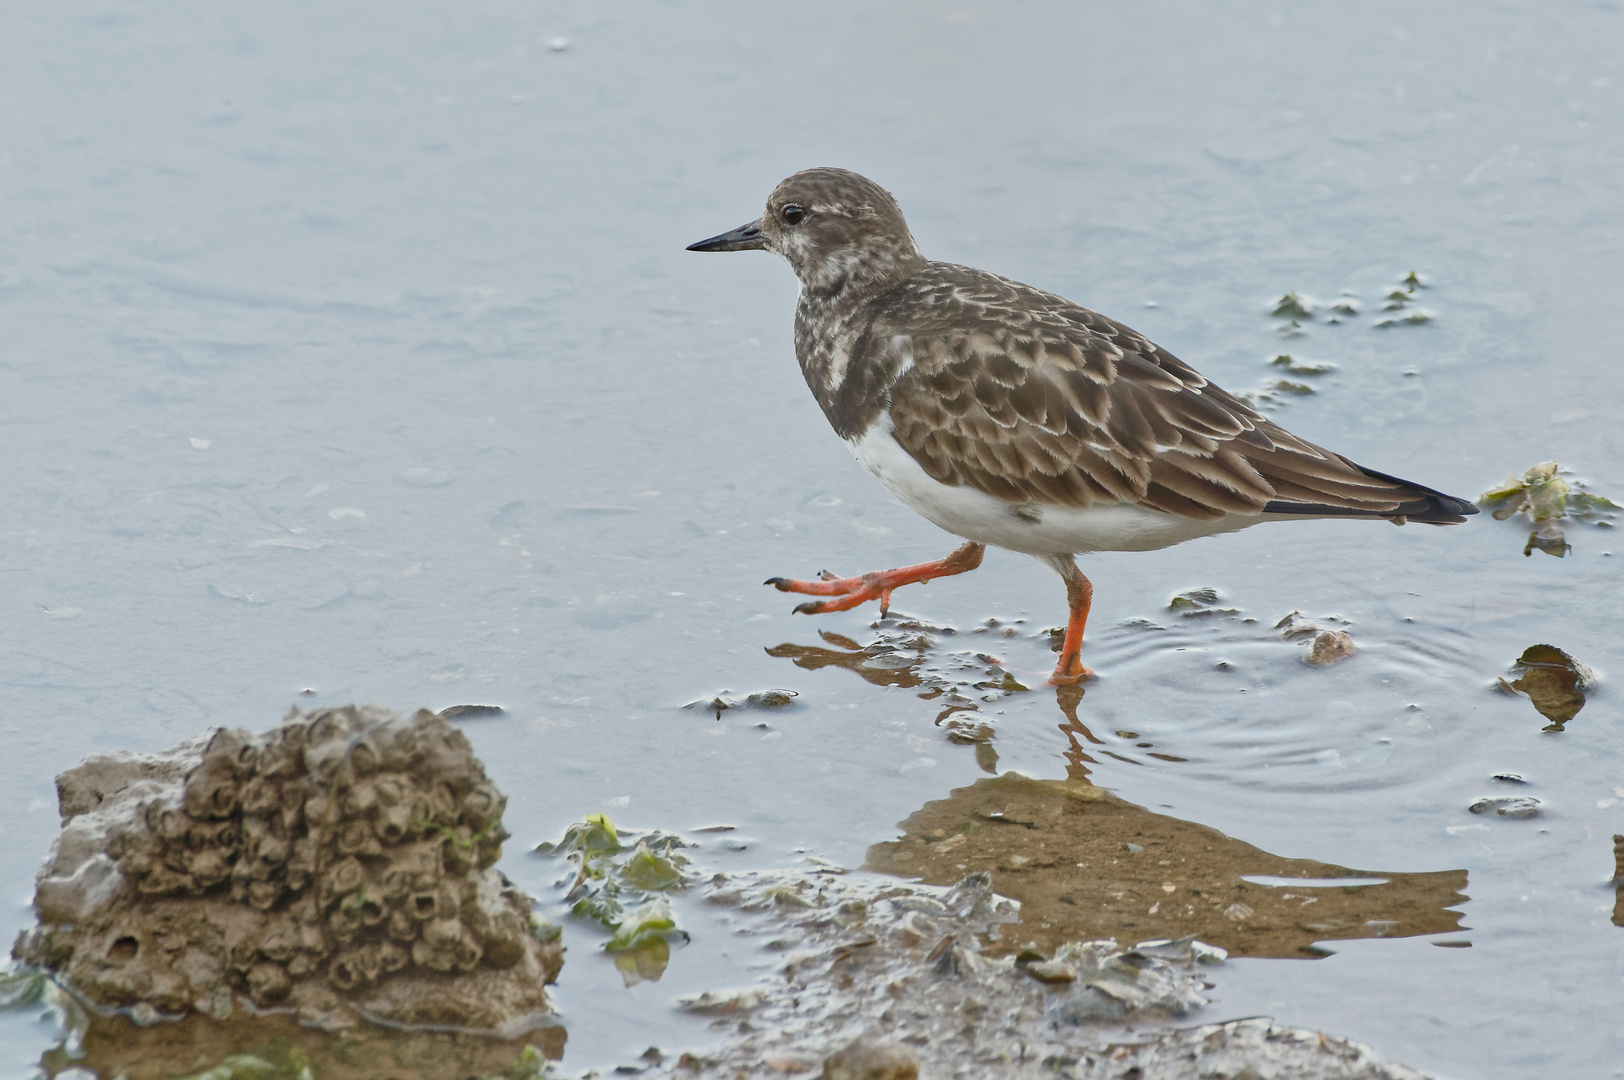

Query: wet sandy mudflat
[[3, 1, 1624, 1077]]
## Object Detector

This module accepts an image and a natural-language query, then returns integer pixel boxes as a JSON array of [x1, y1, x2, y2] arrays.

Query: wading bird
[[689, 168, 1475, 684]]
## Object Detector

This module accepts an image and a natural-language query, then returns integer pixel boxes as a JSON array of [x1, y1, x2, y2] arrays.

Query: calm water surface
[[2, 2, 1622, 1076]]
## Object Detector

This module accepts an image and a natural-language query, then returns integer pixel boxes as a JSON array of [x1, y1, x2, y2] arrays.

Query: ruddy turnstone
[[688, 168, 1476, 685]]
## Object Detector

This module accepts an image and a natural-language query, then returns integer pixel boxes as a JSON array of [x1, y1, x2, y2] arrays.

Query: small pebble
[[1469, 796, 1542, 819], [1305, 629, 1357, 666], [822, 1037, 920, 1080], [1024, 958, 1078, 983]]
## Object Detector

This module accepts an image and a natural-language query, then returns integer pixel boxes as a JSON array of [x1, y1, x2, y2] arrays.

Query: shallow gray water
[[2, 1, 1623, 1076]]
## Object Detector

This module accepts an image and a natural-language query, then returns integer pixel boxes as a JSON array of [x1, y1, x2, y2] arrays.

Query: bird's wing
[[877, 266, 1464, 521]]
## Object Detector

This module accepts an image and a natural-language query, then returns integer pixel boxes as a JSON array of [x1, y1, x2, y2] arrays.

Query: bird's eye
[[781, 204, 805, 226]]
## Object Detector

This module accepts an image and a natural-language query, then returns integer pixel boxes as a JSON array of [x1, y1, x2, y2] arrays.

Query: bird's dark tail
[[1263, 464, 1479, 525]]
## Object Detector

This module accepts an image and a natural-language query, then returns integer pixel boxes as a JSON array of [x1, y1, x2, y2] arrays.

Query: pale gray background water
[[2, 1, 1622, 1076]]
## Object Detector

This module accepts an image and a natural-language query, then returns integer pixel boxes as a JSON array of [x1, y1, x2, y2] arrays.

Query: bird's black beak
[[686, 219, 768, 252]]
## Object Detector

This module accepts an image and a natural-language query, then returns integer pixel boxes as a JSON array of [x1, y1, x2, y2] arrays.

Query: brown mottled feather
[[854, 264, 1432, 518], [716, 166, 1473, 528]]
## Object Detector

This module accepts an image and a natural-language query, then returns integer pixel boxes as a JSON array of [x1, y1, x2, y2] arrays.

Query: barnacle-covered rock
[[11, 705, 562, 1036]]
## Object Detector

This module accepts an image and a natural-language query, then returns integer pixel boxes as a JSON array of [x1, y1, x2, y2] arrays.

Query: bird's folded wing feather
[[877, 267, 1422, 521]]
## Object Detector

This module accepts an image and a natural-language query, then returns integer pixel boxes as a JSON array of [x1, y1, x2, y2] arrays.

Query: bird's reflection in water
[[1054, 682, 1101, 781], [769, 619, 1471, 958], [765, 626, 930, 690], [865, 772, 1470, 959], [767, 614, 1031, 766], [767, 615, 1176, 771]]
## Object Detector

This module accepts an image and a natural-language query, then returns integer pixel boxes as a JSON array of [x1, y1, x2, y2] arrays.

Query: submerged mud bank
[[630, 867, 1432, 1080], [12, 706, 564, 1056]]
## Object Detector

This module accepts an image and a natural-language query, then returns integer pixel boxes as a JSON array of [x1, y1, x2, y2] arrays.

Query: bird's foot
[[1047, 659, 1096, 687], [765, 542, 986, 617], [765, 570, 893, 615]]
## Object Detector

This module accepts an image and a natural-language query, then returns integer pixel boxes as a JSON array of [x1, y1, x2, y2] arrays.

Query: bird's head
[[688, 168, 925, 300]]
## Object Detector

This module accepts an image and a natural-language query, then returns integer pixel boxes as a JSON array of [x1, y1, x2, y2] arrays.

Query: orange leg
[[766, 541, 985, 617], [1050, 556, 1095, 686]]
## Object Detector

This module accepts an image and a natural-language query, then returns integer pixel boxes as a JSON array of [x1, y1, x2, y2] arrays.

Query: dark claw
[[765, 577, 789, 591], [793, 601, 824, 615]]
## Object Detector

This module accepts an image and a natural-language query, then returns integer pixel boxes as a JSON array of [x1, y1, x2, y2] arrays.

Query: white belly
[[847, 425, 1270, 555]]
